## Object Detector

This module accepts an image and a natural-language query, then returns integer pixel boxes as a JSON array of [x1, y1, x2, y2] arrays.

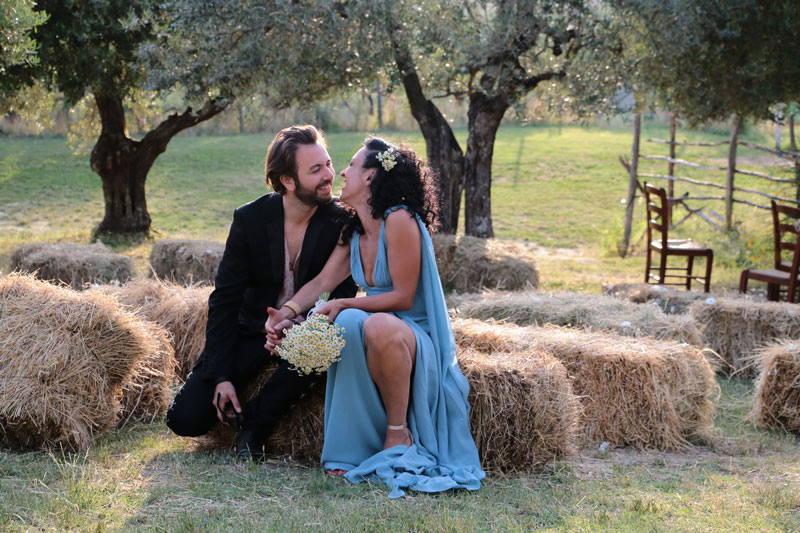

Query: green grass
[[1, 379, 798, 531], [2, 124, 800, 530]]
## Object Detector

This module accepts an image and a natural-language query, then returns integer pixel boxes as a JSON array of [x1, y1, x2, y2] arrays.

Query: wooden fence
[[621, 114, 800, 253]]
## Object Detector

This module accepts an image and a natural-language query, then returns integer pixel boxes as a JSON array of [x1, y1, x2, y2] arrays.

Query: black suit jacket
[[200, 193, 357, 381]]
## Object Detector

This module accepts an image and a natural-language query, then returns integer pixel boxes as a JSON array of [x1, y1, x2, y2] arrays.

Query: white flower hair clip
[[376, 147, 398, 171]]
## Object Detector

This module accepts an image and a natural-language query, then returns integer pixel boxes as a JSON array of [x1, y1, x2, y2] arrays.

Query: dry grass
[[453, 318, 718, 450], [118, 328, 175, 425], [751, 341, 800, 434], [93, 279, 212, 380], [453, 290, 703, 346], [459, 348, 580, 470], [603, 282, 710, 314], [200, 351, 581, 471], [0, 273, 167, 450], [690, 297, 800, 378], [431, 234, 538, 293], [148, 240, 224, 285], [9, 242, 133, 290]]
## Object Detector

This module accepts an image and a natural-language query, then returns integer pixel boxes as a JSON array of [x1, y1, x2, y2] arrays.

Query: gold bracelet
[[283, 300, 301, 318]]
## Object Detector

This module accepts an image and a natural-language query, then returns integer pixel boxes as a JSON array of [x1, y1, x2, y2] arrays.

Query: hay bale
[[453, 318, 718, 449], [200, 351, 580, 471], [0, 273, 168, 450], [149, 240, 224, 285], [94, 279, 211, 380], [455, 290, 703, 346], [9, 242, 133, 290], [602, 282, 709, 314], [690, 297, 800, 378], [118, 328, 175, 425], [431, 234, 538, 292], [751, 341, 800, 434], [460, 348, 579, 470]]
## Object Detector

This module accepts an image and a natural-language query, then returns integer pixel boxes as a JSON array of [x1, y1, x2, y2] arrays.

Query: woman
[[266, 138, 484, 498]]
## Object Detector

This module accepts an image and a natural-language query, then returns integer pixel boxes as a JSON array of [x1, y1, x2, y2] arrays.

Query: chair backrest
[[644, 182, 669, 247], [771, 200, 800, 271]]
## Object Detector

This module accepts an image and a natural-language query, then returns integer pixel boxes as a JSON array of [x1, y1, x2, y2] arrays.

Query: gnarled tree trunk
[[463, 91, 508, 238], [391, 32, 464, 234], [90, 94, 225, 236]]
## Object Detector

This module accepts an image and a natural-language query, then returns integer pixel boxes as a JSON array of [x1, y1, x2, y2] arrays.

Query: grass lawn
[[1, 124, 799, 531]]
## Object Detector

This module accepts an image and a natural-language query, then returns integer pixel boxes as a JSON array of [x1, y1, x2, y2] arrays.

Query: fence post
[[790, 114, 800, 203], [726, 115, 741, 230], [668, 112, 676, 220], [621, 113, 642, 257]]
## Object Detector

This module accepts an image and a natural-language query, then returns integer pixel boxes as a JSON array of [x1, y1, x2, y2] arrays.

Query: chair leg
[[686, 255, 694, 290], [739, 270, 749, 294], [658, 251, 667, 285], [645, 247, 652, 284], [767, 283, 779, 301], [704, 252, 713, 293]]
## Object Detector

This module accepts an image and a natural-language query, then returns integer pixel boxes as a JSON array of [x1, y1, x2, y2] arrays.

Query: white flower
[[705, 297, 716, 305], [620, 321, 632, 328], [276, 313, 346, 375]]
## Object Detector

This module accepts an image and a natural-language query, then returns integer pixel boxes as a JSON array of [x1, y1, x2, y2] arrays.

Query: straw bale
[[0, 273, 166, 450], [200, 351, 580, 471], [453, 318, 718, 449], [118, 327, 174, 425], [431, 234, 538, 293], [149, 240, 224, 285], [751, 341, 800, 434], [689, 297, 800, 378], [94, 279, 211, 380], [9, 242, 133, 290], [455, 290, 703, 346], [459, 348, 580, 470], [602, 283, 709, 314]]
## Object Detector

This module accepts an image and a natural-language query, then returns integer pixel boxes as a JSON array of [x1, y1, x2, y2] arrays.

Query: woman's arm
[[266, 239, 352, 328], [317, 209, 421, 321]]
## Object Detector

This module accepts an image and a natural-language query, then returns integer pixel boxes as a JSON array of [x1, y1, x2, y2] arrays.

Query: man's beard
[[295, 180, 332, 207]]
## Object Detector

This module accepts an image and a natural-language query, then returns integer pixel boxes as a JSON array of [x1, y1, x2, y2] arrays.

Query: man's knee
[[165, 381, 216, 437]]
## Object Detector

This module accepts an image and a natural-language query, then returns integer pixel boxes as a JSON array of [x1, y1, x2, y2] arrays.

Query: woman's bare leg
[[363, 313, 417, 449]]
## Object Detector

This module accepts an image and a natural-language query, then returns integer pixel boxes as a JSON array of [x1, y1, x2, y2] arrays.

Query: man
[[166, 124, 357, 460]]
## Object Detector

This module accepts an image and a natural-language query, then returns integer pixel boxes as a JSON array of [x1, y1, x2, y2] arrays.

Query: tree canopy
[[613, 0, 800, 123]]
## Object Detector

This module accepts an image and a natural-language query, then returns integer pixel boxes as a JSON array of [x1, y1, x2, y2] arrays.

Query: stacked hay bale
[[689, 297, 800, 377], [201, 350, 581, 470], [453, 319, 718, 449], [94, 279, 211, 380], [602, 283, 709, 314], [455, 290, 703, 346], [0, 273, 172, 450], [149, 240, 224, 285], [751, 341, 800, 434], [459, 348, 580, 470], [10, 242, 134, 289], [431, 234, 539, 292]]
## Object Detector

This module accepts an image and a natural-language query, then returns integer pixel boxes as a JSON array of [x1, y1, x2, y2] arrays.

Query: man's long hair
[[265, 124, 325, 195]]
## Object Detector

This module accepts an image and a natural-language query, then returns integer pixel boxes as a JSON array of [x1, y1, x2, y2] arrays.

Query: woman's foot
[[326, 469, 347, 477], [383, 424, 413, 449]]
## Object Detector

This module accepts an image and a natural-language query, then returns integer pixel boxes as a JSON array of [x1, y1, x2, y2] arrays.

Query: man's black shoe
[[236, 428, 266, 461]]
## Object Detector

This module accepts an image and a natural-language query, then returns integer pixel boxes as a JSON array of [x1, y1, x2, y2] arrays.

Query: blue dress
[[321, 206, 485, 498]]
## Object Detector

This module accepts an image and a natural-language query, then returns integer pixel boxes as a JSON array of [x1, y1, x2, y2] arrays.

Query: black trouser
[[165, 333, 322, 438]]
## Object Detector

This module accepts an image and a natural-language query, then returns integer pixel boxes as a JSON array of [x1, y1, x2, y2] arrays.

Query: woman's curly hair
[[341, 137, 440, 243]]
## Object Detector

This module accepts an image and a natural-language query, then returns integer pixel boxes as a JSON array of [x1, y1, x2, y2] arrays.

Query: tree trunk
[[91, 95, 152, 235], [90, 94, 225, 237], [790, 114, 800, 203], [391, 33, 464, 234], [463, 91, 507, 238]]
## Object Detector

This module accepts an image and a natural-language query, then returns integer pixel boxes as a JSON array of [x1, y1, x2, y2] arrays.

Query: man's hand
[[264, 306, 296, 353], [213, 381, 242, 425]]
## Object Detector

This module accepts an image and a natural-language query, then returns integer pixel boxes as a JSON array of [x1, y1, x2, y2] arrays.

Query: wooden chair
[[739, 200, 800, 302], [644, 182, 713, 292]]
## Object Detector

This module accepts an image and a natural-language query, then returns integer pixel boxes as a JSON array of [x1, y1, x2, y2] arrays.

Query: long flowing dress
[[321, 206, 485, 498]]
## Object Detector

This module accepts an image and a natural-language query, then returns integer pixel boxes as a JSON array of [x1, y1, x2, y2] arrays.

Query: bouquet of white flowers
[[275, 294, 346, 375]]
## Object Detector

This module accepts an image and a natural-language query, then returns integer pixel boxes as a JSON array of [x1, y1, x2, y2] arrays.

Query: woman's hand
[[315, 299, 346, 322]]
